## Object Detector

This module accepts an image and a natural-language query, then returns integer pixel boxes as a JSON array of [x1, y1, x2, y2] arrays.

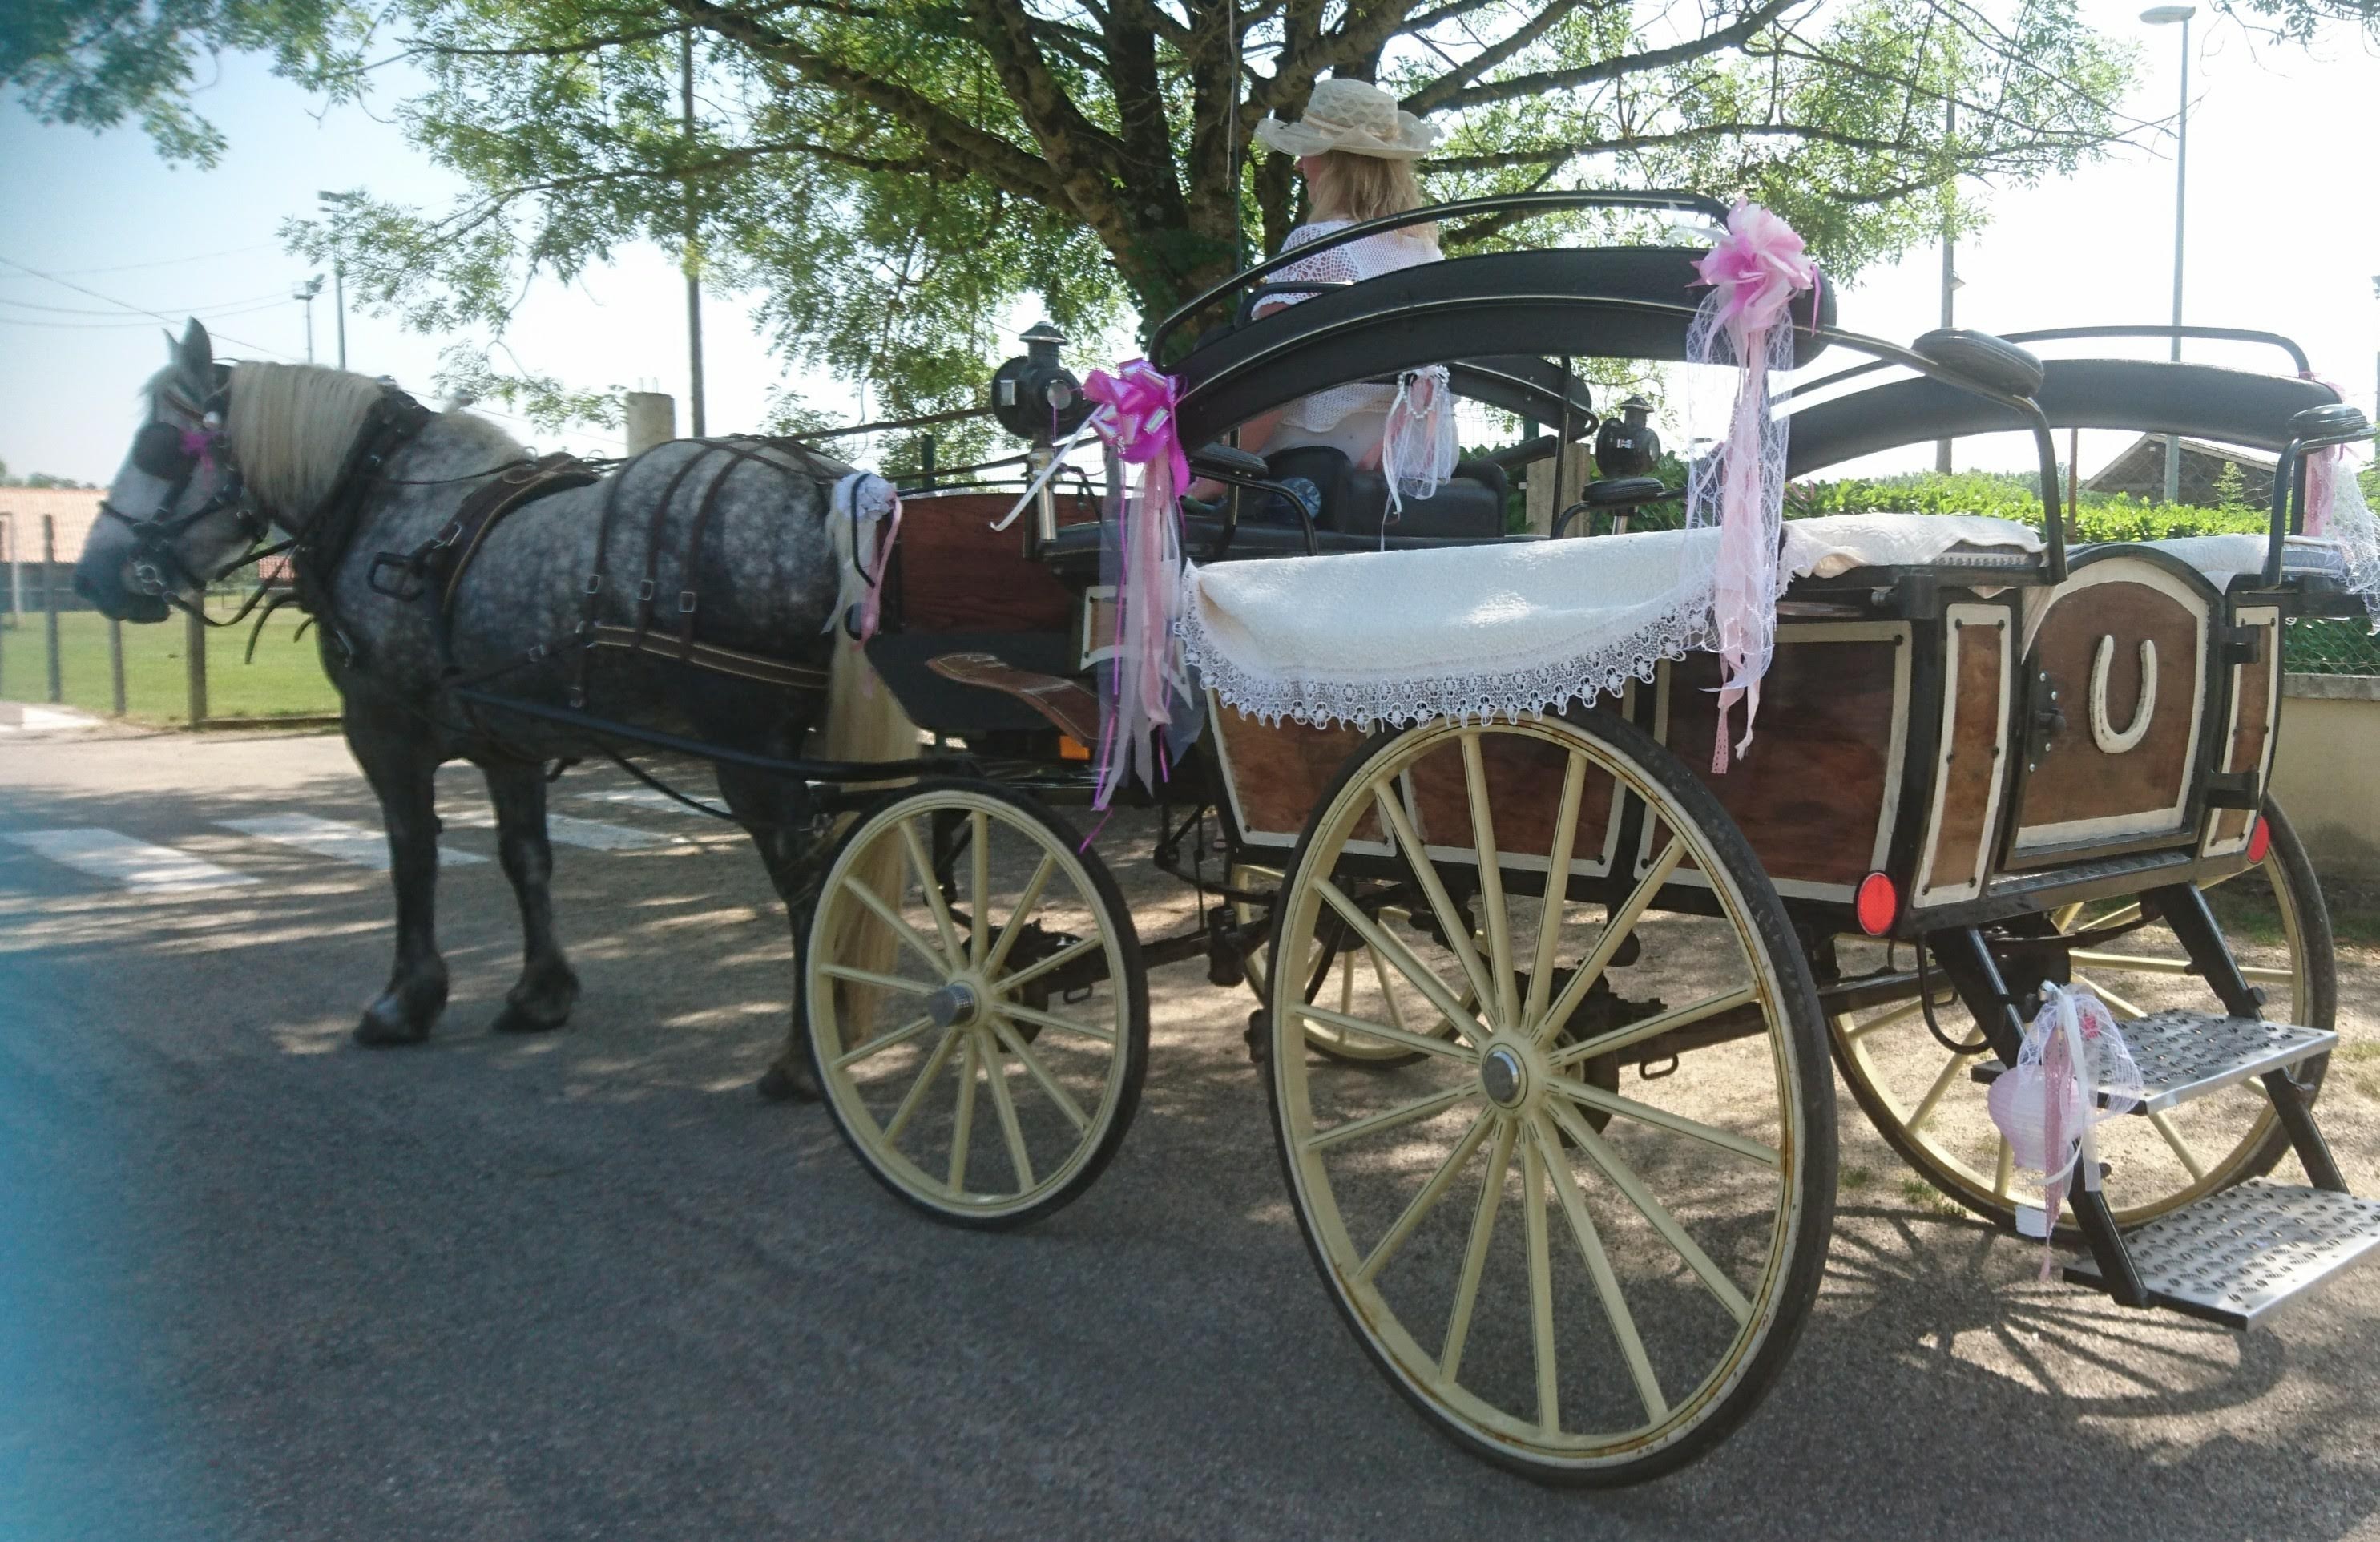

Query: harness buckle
[[678, 590, 697, 615], [636, 579, 656, 603], [583, 575, 603, 596], [527, 644, 548, 663], [432, 520, 465, 548], [366, 547, 430, 603]]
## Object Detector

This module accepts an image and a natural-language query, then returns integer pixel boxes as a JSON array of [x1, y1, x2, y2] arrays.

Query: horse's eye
[[132, 421, 194, 479]]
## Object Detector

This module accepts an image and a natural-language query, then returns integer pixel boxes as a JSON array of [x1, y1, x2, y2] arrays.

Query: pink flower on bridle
[[1687, 200, 1820, 773], [1081, 360, 1194, 809]]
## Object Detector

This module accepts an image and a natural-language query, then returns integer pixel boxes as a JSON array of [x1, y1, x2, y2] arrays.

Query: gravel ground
[[3, 723, 2378, 1541]]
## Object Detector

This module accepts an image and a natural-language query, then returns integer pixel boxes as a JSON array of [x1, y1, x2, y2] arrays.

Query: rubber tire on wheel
[[803, 779, 1148, 1230], [1265, 709, 1835, 1485]]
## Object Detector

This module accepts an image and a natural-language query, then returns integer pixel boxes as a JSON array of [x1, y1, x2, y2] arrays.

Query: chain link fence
[[2285, 617, 2380, 676]]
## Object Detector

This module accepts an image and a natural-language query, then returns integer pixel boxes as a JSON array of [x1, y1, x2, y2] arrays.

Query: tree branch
[[1425, 0, 1805, 112]]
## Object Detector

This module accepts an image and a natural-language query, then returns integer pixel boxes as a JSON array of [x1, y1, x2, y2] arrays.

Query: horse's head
[[75, 319, 266, 623]]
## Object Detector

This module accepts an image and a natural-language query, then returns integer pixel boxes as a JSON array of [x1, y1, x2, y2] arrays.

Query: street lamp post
[[293, 275, 325, 364], [317, 191, 357, 370], [2143, 3, 2195, 506]]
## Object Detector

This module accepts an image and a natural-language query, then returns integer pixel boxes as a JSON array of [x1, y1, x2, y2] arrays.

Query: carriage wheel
[[1266, 712, 1834, 1484], [1831, 797, 2334, 1232], [804, 780, 1148, 1229], [1231, 862, 1472, 1066]]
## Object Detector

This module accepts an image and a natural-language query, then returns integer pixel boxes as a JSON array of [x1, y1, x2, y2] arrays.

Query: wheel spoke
[[969, 811, 990, 967], [1535, 1116, 1669, 1419], [1994, 1136, 2015, 1199], [1314, 878, 1488, 1044], [948, 1034, 980, 1190], [1293, 1003, 1474, 1064], [1460, 732, 1521, 1029], [899, 818, 963, 963], [1842, 997, 1933, 1042], [820, 963, 937, 996], [883, 1023, 964, 1144], [1546, 1100, 1752, 1326], [2240, 965, 2293, 985], [1365, 944, 1416, 1035], [982, 1038, 1035, 1192], [1522, 1132, 1559, 1435], [1525, 749, 1591, 1031], [2068, 950, 2194, 975], [1532, 837, 1685, 1046], [988, 1015, 1090, 1132], [1370, 788, 1497, 1018], [1907, 1043, 1981, 1133], [994, 999, 1115, 1044], [2071, 901, 2142, 934], [1549, 1075, 1779, 1167], [2148, 1108, 2209, 1180], [834, 1012, 935, 1069], [1358, 1108, 1495, 1282], [1306, 1084, 1476, 1152], [842, 872, 952, 975], [994, 932, 1102, 995], [1551, 986, 1757, 1069], [982, 854, 1057, 979], [1439, 1116, 1515, 1380]]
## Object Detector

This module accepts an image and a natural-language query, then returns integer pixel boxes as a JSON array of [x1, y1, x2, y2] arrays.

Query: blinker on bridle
[[99, 377, 269, 603]]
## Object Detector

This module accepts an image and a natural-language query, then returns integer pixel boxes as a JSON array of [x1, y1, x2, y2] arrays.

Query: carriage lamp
[[1854, 871, 1900, 936], [990, 321, 1095, 444], [1595, 395, 1661, 478]]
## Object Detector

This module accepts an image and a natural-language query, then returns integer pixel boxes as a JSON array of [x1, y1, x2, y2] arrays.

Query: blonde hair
[[1305, 151, 1437, 244]]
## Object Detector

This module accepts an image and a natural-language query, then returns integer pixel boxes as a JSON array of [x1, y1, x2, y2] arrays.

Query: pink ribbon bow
[[1082, 360, 1193, 808], [181, 427, 217, 473], [1688, 199, 1819, 773]]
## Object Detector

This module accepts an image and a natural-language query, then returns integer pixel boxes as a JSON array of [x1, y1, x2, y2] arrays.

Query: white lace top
[[1264, 220, 1445, 434]]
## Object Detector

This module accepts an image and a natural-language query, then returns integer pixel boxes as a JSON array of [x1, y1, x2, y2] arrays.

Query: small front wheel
[[804, 780, 1148, 1229]]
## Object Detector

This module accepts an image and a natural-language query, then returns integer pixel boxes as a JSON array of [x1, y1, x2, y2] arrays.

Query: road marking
[[0, 706, 100, 734], [219, 813, 488, 870], [3, 828, 260, 892], [446, 809, 673, 851], [574, 788, 716, 817]]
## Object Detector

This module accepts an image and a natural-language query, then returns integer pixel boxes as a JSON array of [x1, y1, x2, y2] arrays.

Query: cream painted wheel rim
[[1269, 718, 1815, 1473], [1831, 846, 2313, 1229], [807, 787, 1137, 1224]]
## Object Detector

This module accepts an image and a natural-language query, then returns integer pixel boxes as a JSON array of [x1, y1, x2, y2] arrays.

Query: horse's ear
[[176, 318, 214, 393]]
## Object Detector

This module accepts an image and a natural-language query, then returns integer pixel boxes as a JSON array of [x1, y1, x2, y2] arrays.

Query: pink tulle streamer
[[1083, 360, 1193, 808], [1687, 200, 1818, 773], [2302, 372, 2343, 538], [854, 496, 902, 644]]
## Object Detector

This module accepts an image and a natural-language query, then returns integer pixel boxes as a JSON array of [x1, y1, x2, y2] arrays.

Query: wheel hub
[[1480, 1044, 1530, 1108], [925, 980, 982, 1030]]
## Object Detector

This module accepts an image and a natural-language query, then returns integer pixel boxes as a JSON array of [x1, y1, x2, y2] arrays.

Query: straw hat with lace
[[1253, 78, 1440, 161]]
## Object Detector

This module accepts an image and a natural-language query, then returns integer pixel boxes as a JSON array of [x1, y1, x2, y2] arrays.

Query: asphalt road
[[3, 721, 2378, 1541]]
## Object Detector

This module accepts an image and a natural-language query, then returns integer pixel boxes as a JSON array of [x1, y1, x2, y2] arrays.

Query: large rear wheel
[[1830, 797, 2334, 1230], [1265, 711, 1834, 1484]]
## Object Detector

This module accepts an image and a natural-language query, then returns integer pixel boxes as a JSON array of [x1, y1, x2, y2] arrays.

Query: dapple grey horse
[[75, 319, 914, 1100]]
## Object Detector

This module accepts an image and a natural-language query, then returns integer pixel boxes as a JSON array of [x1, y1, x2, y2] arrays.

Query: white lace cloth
[[1184, 514, 2039, 727], [2146, 532, 2344, 586], [1266, 221, 1445, 434]]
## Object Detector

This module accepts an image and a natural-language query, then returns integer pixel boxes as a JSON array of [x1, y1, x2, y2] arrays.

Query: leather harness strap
[[583, 624, 831, 690]]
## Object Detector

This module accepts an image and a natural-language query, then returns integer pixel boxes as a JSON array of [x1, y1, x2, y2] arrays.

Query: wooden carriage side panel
[[2007, 559, 2209, 862], [1647, 624, 1911, 898], [1404, 725, 1622, 878], [1913, 604, 2013, 906], [1211, 702, 1383, 851], [893, 492, 1079, 635], [2202, 603, 2281, 858]]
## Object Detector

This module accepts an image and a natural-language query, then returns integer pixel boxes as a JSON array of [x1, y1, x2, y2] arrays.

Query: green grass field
[[0, 599, 340, 724]]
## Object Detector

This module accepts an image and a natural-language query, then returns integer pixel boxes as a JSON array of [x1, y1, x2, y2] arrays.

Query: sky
[[1, 1, 2374, 490]]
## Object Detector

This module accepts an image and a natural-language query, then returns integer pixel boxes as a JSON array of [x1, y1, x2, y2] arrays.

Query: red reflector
[[1854, 872, 1898, 936], [2246, 817, 2272, 866]]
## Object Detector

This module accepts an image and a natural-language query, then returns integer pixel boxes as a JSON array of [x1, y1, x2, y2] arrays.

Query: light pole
[[680, 26, 707, 437], [293, 274, 325, 364], [1936, 94, 1962, 474], [2143, 3, 2195, 505], [317, 190, 357, 370]]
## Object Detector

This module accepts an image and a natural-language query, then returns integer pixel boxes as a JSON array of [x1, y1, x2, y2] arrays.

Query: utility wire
[[0, 288, 296, 317], [22, 242, 280, 277], [0, 254, 300, 361]]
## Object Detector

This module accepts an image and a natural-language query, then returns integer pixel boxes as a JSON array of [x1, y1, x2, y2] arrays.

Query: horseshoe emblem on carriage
[[2088, 634, 2158, 754]]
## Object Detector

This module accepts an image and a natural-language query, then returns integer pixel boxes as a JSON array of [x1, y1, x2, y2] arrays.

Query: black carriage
[[750, 192, 2380, 1484]]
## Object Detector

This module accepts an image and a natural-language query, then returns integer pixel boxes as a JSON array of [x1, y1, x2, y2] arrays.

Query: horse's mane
[[149, 361, 523, 521]]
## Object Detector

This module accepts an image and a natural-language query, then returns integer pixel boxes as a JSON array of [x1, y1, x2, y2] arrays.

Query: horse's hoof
[[354, 1007, 432, 1048], [756, 1062, 821, 1103], [490, 1001, 569, 1035]]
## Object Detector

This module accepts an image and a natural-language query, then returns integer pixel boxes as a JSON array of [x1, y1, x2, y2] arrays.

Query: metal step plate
[[1973, 1010, 2334, 1113], [2064, 1182, 2380, 1328]]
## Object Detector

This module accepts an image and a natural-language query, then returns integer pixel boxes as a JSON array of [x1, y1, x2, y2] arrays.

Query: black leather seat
[[1262, 446, 1510, 540]]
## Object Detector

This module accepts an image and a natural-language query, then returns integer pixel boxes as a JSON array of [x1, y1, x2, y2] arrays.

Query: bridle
[[96, 369, 275, 607]]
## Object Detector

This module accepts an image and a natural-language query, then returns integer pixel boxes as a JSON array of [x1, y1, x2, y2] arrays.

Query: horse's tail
[[813, 614, 922, 1052]]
